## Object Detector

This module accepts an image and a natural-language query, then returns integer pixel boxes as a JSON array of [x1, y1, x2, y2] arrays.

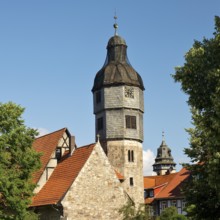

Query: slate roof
[[92, 35, 145, 92], [31, 143, 95, 206], [144, 168, 190, 204]]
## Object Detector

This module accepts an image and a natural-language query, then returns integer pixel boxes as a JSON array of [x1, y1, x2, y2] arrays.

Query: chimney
[[70, 136, 76, 155]]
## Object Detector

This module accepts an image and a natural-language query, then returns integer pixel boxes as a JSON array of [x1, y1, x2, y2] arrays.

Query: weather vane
[[162, 131, 165, 141], [113, 10, 118, 36]]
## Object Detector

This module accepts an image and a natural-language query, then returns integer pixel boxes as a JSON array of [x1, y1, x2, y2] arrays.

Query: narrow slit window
[[130, 177, 134, 186], [128, 150, 131, 162], [131, 150, 134, 162]]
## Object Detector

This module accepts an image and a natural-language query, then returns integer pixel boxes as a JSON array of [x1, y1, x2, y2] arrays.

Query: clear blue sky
[[0, 1, 219, 174]]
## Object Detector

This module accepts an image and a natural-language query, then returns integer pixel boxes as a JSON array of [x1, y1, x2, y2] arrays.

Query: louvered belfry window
[[126, 115, 136, 129]]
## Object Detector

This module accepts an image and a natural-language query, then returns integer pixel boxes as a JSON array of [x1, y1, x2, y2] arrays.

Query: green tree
[[173, 16, 220, 220], [119, 200, 152, 220], [157, 207, 187, 220], [0, 102, 41, 220]]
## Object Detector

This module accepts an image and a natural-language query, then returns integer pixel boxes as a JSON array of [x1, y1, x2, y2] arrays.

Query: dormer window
[[149, 190, 154, 198], [56, 147, 62, 161]]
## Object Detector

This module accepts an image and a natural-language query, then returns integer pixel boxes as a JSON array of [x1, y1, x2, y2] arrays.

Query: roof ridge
[[77, 143, 96, 149], [35, 127, 67, 139]]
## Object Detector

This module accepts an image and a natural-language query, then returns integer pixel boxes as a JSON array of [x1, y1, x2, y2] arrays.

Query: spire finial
[[162, 131, 165, 141], [113, 11, 118, 36]]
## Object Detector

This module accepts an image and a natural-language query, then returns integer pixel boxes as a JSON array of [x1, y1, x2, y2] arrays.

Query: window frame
[[161, 201, 167, 210], [125, 115, 137, 129], [56, 147, 62, 161], [171, 200, 177, 207]]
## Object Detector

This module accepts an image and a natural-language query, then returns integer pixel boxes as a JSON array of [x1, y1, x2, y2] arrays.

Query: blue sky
[[0, 1, 219, 174]]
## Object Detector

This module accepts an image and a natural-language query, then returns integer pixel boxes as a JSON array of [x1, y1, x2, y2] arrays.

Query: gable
[[61, 141, 128, 220], [32, 128, 68, 184], [31, 143, 95, 207]]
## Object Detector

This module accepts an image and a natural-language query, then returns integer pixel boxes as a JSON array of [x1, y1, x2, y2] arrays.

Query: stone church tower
[[92, 20, 145, 204]]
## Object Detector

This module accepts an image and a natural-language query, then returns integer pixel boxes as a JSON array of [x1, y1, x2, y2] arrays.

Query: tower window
[[96, 91, 101, 104], [128, 150, 134, 162], [97, 117, 103, 131], [126, 115, 136, 129], [129, 177, 134, 186]]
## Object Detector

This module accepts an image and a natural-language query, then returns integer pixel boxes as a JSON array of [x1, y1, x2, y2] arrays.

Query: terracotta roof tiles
[[156, 167, 190, 199], [31, 143, 95, 207], [144, 168, 190, 204], [32, 128, 67, 183]]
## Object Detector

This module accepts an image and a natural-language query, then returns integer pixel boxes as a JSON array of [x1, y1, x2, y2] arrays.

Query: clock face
[[125, 87, 134, 98]]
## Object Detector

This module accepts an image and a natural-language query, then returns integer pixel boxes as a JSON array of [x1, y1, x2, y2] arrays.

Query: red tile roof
[[32, 128, 67, 183], [31, 143, 95, 207], [114, 169, 124, 180], [144, 173, 176, 189], [144, 168, 190, 204], [156, 167, 190, 199]]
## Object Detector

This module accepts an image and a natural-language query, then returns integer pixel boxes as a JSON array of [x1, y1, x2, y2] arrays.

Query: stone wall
[[107, 140, 144, 205], [61, 142, 128, 220]]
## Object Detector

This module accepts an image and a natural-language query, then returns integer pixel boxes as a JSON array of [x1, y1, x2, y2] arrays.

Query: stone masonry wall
[[61, 142, 128, 220], [107, 140, 144, 205]]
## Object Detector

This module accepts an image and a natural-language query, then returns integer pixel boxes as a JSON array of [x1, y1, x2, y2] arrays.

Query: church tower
[[153, 133, 176, 175], [92, 19, 144, 204]]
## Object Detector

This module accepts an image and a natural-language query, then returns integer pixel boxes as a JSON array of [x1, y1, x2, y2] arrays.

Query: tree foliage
[[119, 200, 152, 220], [157, 207, 187, 220], [173, 16, 220, 220], [0, 102, 41, 220]]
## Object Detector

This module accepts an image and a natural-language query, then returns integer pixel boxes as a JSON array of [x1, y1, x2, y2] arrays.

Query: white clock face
[[125, 87, 134, 98]]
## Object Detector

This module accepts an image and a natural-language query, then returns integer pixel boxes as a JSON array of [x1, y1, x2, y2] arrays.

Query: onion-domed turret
[[92, 34, 145, 92]]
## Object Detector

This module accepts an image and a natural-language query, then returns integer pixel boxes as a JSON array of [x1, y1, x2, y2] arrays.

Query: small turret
[[153, 132, 176, 175]]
